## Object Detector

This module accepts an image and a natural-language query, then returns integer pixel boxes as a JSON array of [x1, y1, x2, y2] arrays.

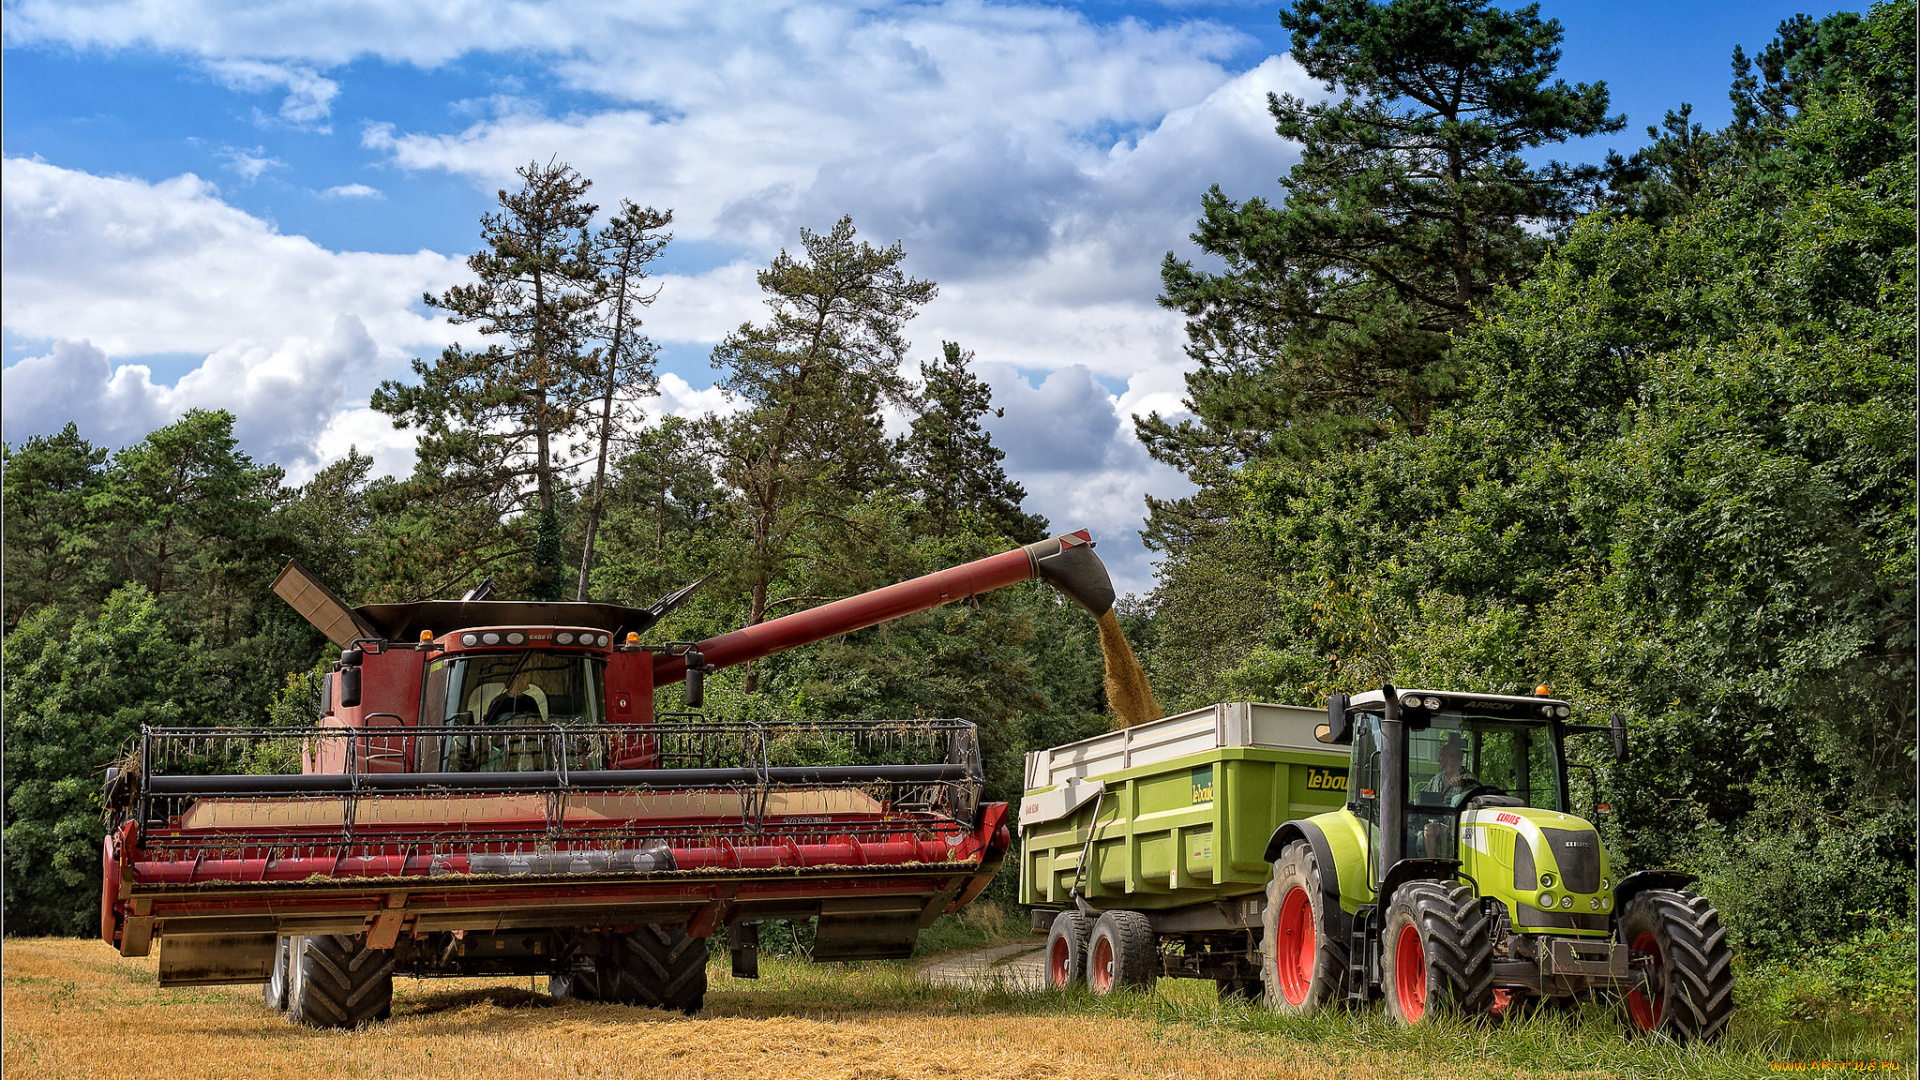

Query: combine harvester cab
[[101, 531, 1116, 1026]]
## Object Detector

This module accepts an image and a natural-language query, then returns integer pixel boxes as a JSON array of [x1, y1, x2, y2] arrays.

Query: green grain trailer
[[1018, 702, 1348, 997]]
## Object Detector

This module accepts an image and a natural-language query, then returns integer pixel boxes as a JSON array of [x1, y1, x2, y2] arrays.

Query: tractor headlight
[[1401, 695, 1422, 710], [1600, 877, 1611, 891], [1555, 705, 1571, 718], [1423, 696, 1441, 709], [1559, 895, 1574, 910], [1589, 898, 1602, 911], [1538, 892, 1554, 908], [1540, 872, 1556, 890]]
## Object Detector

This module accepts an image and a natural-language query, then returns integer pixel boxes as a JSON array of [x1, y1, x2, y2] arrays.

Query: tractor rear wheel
[[284, 933, 394, 1029], [1263, 840, 1346, 1014], [1618, 889, 1733, 1042], [1086, 911, 1156, 995], [1044, 910, 1091, 989], [608, 924, 708, 1014], [1380, 882, 1492, 1025], [262, 936, 290, 1011]]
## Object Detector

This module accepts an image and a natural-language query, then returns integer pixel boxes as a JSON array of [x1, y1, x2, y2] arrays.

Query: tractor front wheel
[[1618, 889, 1733, 1042], [1044, 910, 1091, 990], [1380, 882, 1492, 1025], [1086, 911, 1156, 995], [1263, 840, 1347, 1014]]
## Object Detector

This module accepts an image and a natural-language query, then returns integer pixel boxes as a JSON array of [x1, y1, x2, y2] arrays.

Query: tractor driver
[[1418, 734, 1479, 856]]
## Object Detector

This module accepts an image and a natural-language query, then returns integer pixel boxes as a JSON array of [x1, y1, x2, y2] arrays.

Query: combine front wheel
[[610, 924, 708, 1014], [262, 936, 290, 1011], [284, 934, 394, 1029], [1618, 889, 1733, 1042], [1380, 882, 1492, 1025], [1086, 911, 1155, 995], [1044, 911, 1091, 989], [1263, 841, 1346, 1014]]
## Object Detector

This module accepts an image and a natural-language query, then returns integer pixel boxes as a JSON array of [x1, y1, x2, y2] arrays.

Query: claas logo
[[1306, 768, 1348, 791]]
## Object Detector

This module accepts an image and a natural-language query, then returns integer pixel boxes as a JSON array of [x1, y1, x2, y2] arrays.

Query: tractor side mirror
[[683, 648, 705, 709], [338, 648, 363, 709], [1610, 711, 1628, 762], [1324, 693, 1352, 744]]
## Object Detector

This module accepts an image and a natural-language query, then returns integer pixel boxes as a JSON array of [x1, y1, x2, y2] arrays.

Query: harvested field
[[3, 937, 1910, 1080]]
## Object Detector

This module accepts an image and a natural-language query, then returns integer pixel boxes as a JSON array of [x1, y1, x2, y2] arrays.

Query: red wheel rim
[[1489, 988, 1512, 1019], [1626, 930, 1664, 1030], [1275, 885, 1316, 1005], [1048, 936, 1073, 988], [1090, 934, 1116, 993], [1394, 923, 1427, 1022]]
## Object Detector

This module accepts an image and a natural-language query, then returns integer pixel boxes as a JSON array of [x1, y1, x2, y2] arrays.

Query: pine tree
[[371, 159, 603, 600], [905, 342, 1046, 542], [1142, 0, 1624, 541]]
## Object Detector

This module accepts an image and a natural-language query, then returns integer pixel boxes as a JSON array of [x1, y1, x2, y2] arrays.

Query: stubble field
[[3, 937, 1911, 1080]]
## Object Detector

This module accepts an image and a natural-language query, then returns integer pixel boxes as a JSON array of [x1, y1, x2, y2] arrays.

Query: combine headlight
[[506, 632, 525, 645], [557, 632, 574, 645], [482, 632, 500, 645], [461, 634, 478, 647]]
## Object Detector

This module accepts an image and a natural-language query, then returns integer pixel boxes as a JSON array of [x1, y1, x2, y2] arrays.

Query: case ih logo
[[1496, 812, 1522, 825]]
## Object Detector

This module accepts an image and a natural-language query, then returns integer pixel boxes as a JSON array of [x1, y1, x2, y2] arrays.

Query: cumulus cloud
[[216, 144, 285, 182], [207, 58, 341, 129], [319, 182, 382, 199]]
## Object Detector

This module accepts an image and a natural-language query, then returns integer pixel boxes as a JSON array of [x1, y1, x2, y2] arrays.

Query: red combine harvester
[[101, 531, 1116, 1027]]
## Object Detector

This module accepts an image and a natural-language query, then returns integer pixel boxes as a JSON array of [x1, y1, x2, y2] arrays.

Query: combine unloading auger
[[100, 531, 1115, 1021]]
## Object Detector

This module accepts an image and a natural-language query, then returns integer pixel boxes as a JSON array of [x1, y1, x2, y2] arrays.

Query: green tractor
[[1262, 685, 1733, 1041]]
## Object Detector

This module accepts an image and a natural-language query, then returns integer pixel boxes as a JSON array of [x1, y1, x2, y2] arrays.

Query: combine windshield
[[420, 651, 606, 771]]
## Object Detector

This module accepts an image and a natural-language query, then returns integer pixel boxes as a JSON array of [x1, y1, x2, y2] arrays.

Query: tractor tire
[[607, 924, 708, 1014], [284, 934, 394, 1029], [1617, 888, 1734, 1043], [1044, 910, 1091, 990], [1263, 840, 1347, 1014], [262, 936, 290, 1011], [1086, 911, 1156, 996], [1380, 882, 1493, 1025]]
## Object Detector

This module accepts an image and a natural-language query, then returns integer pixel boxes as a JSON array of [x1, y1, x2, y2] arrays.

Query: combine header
[[101, 532, 1116, 1026]]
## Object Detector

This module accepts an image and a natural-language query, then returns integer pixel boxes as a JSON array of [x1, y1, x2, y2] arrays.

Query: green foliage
[[1737, 912, 1919, 1031], [3, 587, 185, 935]]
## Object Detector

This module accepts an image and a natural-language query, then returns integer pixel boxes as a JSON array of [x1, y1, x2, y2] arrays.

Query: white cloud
[[216, 144, 286, 182], [207, 58, 341, 129], [320, 182, 382, 199]]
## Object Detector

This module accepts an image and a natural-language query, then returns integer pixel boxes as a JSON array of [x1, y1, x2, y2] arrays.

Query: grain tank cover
[[351, 600, 664, 642]]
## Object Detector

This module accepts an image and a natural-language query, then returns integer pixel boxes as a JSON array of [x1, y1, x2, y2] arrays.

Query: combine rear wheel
[[1086, 911, 1156, 995], [1618, 889, 1733, 1042], [1380, 882, 1492, 1025], [262, 936, 290, 1011], [609, 924, 708, 1014], [1263, 840, 1347, 1014], [284, 934, 394, 1029], [1045, 911, 1091, 990]]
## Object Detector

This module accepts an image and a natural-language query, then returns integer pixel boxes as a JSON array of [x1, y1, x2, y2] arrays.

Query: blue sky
[[1, 0, 1843, 594]]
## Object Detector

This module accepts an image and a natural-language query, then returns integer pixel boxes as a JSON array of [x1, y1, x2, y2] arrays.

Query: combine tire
[[1380, 882, 1492, 1025], [284, 934, 394, 1029], [1045, 911, 1091, 990], [262, 936, 290, 1011], [609, 924, 708, 1014], [1263, 840, 1346, 1014], [1618, 889, 1734, 1042], [1086, 911, 1156, 995]]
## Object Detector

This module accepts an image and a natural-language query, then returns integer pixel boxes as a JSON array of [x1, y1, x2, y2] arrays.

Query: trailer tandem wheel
[[1045, 911, 1092, 990], [284, 933, 394, 1029], [1086, 911, 1156, 995]]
